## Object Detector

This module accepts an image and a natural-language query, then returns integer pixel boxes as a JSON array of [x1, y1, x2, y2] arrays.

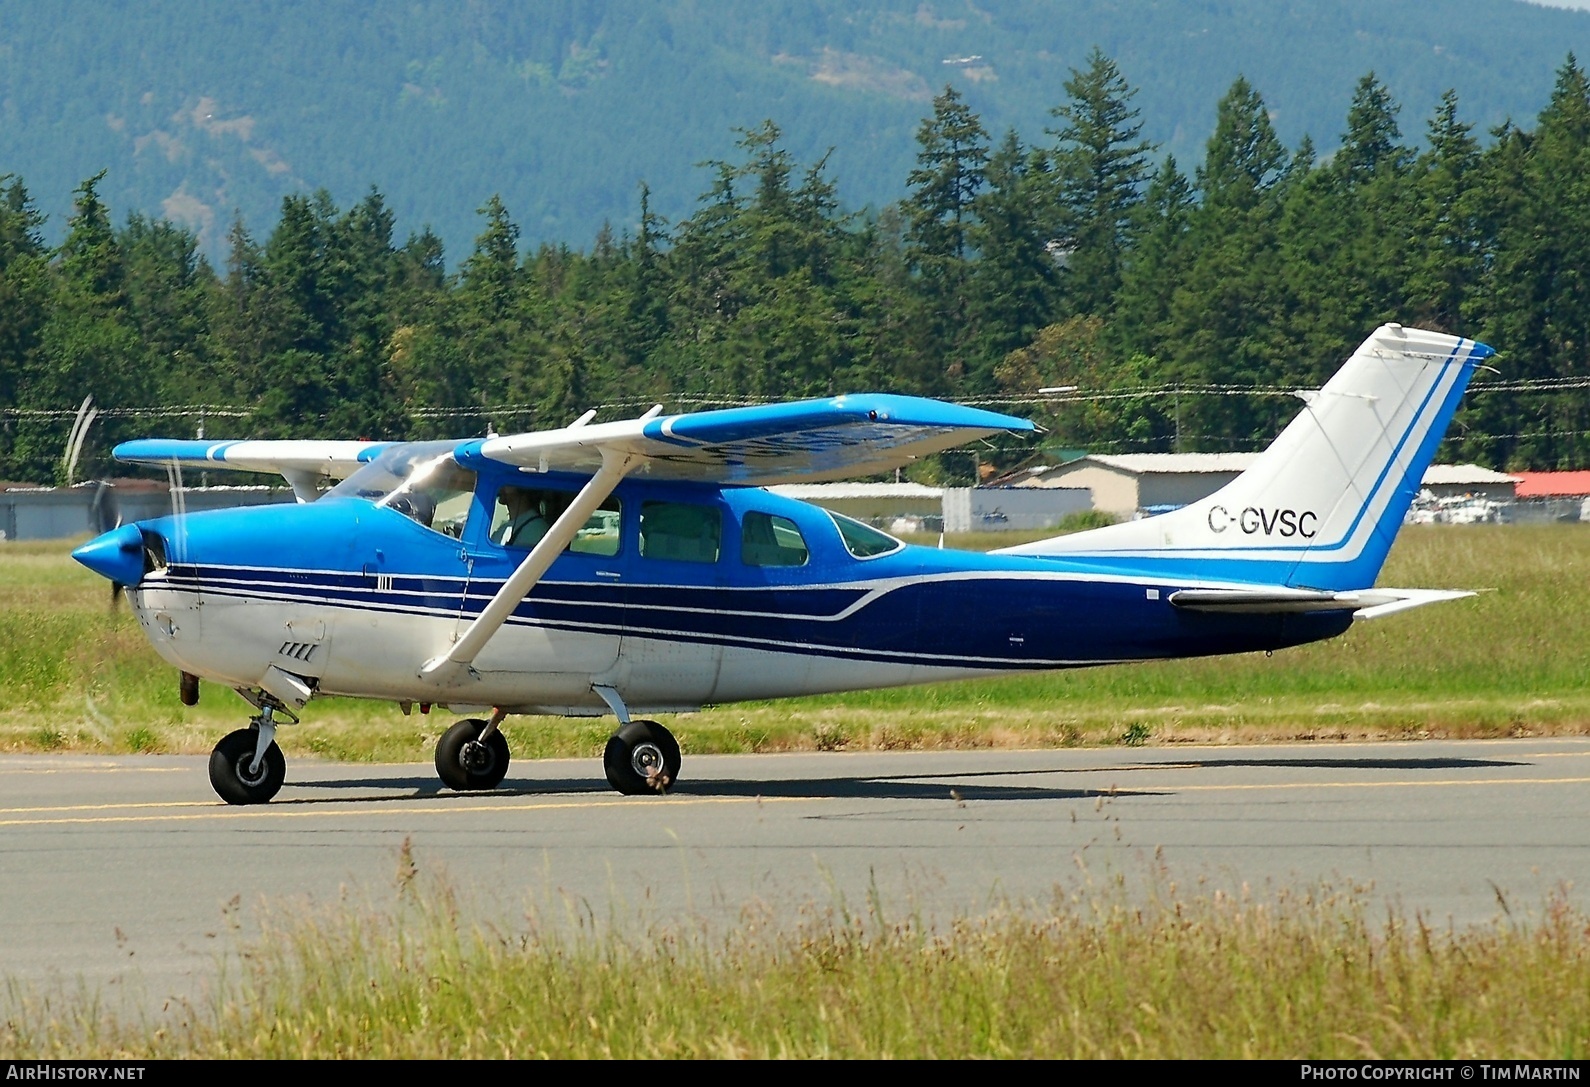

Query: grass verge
[[4, 861, 1586, 1058]]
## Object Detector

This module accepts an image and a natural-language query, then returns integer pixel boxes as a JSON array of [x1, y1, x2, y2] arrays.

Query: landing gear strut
[[209, 704, 287, 805], [435, 710, 511, 791], [604, 719, 681, 795]]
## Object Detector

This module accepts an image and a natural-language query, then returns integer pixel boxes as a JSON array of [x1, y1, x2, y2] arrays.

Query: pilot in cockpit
[[389, 490, 436, 529], [495, 486, 553, 549]]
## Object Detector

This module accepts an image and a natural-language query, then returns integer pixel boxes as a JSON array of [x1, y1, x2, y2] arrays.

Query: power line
[[0, 406, 254, 420], [5, 374, 1590, 424]]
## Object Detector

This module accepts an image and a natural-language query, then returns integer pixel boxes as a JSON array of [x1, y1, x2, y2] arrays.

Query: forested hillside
[[5, 49, 1590, 483], [2, 1, 1589, 260]]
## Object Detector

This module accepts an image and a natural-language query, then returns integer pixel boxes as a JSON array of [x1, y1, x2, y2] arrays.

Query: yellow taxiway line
[[2, 772, 1589, 827]]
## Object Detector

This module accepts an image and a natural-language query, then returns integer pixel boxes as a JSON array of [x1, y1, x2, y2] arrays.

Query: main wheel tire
[[209, 727, 286, 805], [435, 718, 511, 791], [603, 719, 681, 795]]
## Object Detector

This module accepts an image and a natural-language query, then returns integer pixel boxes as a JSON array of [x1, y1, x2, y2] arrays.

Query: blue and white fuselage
[[115, 481, 1360, 717]]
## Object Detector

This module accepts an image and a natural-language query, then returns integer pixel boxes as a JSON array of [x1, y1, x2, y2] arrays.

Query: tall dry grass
[[5, 863, 1587, 1058]]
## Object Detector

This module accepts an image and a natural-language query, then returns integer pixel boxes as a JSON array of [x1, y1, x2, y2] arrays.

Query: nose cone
[[72, 524, 146, 587]]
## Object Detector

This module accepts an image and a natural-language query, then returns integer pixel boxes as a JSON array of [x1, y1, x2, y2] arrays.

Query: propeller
[[62, 395, 96, 486], [89, 480, 121, 535], [85, 481, 126, 610]]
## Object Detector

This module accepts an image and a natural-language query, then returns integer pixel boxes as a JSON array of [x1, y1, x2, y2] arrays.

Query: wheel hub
[[235, 754, 268, 787], [460, 739, 495, 773], [630, 741, 664, 778]]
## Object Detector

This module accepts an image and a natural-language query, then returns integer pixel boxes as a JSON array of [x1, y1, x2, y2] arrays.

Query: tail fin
[[999, 324, 1493, 591]]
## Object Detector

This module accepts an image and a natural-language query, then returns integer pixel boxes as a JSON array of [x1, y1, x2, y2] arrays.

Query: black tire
[[603, 719, 681, 795], [209, 727, 286, 805], [435, 718, 511, 791]]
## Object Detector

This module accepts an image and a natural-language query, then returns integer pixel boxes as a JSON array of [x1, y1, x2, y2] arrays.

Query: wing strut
[[420, 446, 637, 683]]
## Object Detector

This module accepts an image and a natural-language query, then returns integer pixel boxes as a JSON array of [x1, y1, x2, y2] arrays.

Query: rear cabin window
[[491, 486, 622, 556], [640, 501, 721, 563], [741, 511, 809, 567], [829, 511, 902, 559]]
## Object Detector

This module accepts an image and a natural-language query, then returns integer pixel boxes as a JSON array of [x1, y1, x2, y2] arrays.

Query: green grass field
[[4, 524, 1589, 761]]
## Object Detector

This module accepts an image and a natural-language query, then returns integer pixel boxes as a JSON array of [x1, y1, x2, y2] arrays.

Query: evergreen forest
[[6, 52, 1590, 484]]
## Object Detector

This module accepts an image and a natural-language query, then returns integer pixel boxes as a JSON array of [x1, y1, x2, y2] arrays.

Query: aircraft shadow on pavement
[[290, 770, 1157, 804], [1161, 756, 1526, 771], [277, 755, 1522, 806], [660, 776, 1154, 802], [281, 776, 608, 802]]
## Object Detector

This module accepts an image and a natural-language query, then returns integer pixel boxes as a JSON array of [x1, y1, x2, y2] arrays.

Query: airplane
[[71, 323, 1490, 805]]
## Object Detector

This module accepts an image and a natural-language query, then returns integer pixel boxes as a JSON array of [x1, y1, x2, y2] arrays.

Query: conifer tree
[[903, 85, 989, 391], [1336, 72, 1414, 185], [1160, 79, 1293, 448], [1045, 47, 1154, 317], [1113, 154, 1193, 359], [0, 177, 51, 479], [966, 130, 1058, 390], [34, 173, 143, 478], [1406, 89, 1482, 334], [1471, 55, 1590, 467]]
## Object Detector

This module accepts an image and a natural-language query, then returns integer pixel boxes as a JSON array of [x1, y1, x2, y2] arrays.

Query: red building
[[1511, 471, 1590, 522]]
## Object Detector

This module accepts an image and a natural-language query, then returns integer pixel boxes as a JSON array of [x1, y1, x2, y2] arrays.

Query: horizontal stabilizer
[[1171, 586, 1474, 620]]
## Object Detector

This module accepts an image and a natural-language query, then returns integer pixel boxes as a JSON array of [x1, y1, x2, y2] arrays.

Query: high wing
[[470, 394, 1035, 485], [114, 395, 1033, 495], [113, 439, 396, 501]]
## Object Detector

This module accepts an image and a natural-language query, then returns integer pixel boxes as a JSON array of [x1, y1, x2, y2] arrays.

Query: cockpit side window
[[741, 511, 809, 567], [491, 486, 622, 556]]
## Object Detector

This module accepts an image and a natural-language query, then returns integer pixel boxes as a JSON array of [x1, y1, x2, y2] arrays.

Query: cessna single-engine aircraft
[[73, 324, 1490, 804]]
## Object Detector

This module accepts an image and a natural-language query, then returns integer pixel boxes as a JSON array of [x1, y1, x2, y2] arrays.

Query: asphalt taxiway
[[2, 738, 1585, 1008]]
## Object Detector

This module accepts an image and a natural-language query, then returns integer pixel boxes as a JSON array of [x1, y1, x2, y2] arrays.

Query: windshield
[[827, 511, 903, 559], [327, 441, 476, 539]]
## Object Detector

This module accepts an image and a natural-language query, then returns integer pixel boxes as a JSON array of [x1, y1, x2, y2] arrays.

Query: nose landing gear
[[209, 702, 291, 805]]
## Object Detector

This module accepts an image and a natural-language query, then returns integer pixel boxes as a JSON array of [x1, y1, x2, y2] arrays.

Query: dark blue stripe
[[157, 564, 1350, 671]]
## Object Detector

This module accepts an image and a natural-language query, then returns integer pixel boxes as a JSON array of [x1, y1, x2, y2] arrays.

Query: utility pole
[[1174, 385, 1182, 453]]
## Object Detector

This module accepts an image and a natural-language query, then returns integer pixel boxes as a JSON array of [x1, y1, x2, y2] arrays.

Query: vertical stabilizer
[[998, 324, 1492, 591]]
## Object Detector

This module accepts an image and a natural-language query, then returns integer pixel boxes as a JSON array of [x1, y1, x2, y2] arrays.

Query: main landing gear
[[209, 702, 291, 805], [434, 714, 511, 791], [430, 707, 681, 796], [604, 719, 681, 795]]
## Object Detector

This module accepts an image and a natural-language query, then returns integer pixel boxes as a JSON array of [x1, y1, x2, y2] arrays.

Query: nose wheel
[[209, 724, 286, 805], [604, 719, 681, 795], [435, 717, 511, 791]]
